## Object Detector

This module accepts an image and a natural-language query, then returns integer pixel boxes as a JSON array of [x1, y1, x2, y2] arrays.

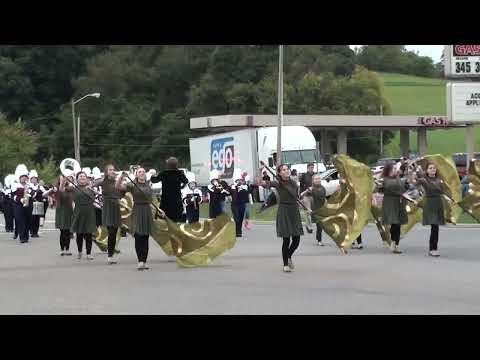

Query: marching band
[[0, 153, 476, 273]]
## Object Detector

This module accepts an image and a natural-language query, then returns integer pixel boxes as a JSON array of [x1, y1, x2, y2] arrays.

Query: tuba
[[60, 158, 81, 179]]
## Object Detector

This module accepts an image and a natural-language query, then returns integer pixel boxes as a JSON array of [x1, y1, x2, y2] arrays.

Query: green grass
[[378, 72, 480, 157]]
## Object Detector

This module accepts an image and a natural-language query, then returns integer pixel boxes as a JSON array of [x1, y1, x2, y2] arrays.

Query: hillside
[[378, 72, 480, 157]]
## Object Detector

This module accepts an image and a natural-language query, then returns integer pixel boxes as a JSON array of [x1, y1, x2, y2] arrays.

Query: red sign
[[417, 116, 450, 127], [454, 45, 480, 57]]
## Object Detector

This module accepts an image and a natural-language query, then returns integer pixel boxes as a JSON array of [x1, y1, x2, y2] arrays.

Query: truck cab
[[258, 126, 326, 174]]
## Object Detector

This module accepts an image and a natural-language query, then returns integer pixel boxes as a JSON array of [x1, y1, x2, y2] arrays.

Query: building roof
[[190, 114, 466, 132]]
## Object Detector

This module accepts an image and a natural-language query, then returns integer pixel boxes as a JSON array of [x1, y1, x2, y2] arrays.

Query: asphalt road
[[1, 211, 480, 314]]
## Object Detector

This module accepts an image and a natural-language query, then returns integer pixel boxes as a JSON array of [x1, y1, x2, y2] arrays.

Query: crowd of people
[[0, 154, 463, 273]]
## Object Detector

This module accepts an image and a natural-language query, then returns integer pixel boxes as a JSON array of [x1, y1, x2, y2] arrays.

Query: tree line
[[0, 45, 440, 181]]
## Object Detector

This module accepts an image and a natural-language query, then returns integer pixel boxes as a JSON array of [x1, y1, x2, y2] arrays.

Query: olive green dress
[[382, 177, 408, 225], [266, 179, 304, 238], [420, 177, 445, 226], [70, 186, 97, 234], [126, 182, 153, 236], [55, 191, 73, 230], [95, 178, 121, 227]]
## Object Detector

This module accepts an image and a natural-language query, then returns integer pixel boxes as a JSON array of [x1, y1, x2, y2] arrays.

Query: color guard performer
[[45, 176, 73, 255], [61, 171, 97, 260], [117, 167, 158, 270], [94, 165, 122, 264], [416, 163, 446, 257], [262, 164, 304, 273], [381, 163, 409, 254]]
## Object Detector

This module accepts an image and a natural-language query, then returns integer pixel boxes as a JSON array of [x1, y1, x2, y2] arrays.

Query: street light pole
[[277, 45, 284, 167], [71, 92, 101, 162], [71, 99, 78, 161]]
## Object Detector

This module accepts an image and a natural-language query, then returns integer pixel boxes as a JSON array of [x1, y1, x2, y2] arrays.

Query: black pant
[[13, 203, 30, 242], [3, 199, 14, 231], [135, 234, 149, 263], [76, 233, 93, 255], [186, 207, 199, 223], [316, 223, 322, 241], [42, 200, 48, 219], [95, 208, 102, 227], [356, 234, 362, 245], [282, 236, 301, 266], [60, 229, 71, 251], [429, 225, 439, 251], [30, 214, 40, 236], [390, 224, 401, 245], [107, 226, 118, 257], [232, 202, 246, 236]]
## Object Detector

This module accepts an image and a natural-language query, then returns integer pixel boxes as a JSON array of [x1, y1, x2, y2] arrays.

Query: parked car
[[371, 157, 401, 178], [452, 153, 480, 178], [319, 169, 341, 197]]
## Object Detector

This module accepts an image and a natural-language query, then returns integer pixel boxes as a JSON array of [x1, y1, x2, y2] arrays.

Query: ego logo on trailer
[[210, 137, 234, 178]]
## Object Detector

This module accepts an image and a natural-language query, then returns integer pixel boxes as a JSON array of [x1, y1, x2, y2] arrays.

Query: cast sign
[[447, 82, 480, 123]]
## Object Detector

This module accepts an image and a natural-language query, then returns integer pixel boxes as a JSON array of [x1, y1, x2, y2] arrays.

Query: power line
[[81, 143, 189, 148]]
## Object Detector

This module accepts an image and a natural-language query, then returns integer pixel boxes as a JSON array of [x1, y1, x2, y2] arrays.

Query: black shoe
[[306, 226, 313, 234], [236, 233, 242, 238]]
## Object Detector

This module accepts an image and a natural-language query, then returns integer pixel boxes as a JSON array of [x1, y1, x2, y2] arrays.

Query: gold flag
[[112, 193, 236, 266], [459, 159, 480, 222], [313, 154, 373, 251]]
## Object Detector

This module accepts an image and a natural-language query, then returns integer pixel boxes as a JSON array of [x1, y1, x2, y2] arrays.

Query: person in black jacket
[[299, 163, 316, 234], [150, 157, 189, 222], [229, 175, 250, 237]]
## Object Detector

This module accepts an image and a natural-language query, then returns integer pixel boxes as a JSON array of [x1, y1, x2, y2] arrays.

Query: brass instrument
[[21, 187, 31, 207]]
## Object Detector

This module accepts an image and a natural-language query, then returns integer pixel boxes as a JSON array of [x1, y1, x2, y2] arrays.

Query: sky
[[350, 45, 444, 63]]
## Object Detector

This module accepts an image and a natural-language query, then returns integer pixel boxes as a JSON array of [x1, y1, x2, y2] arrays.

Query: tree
[[0, 114, 38, 179]]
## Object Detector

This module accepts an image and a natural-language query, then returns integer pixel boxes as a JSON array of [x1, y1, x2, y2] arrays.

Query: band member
[[62, 171, 96, 260], [2, 186, 14, 232], [12, 170, 31, 243], [241, 172, 253, 230], [182, 179, 202, 224], [117, 167, 157, 270], [94, 164, 122, 264], [262, 164, 304, 273], [47, 177, 73, 255], [301, 174, 326, 246], [416, 163, 446, 257], [28, 170, 46, 238], [229, 172, 250, 237], [382, 163, 408, 254], [299, 163, 316, 234], [208, 171, 229, 219], [40, 180, 50, 227], [150, 157, 189, 222]]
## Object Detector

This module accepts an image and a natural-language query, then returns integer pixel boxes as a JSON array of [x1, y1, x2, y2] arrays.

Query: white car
[[319, 169, 340, 197]]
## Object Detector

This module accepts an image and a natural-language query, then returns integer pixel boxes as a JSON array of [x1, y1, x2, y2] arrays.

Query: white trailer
[[189, 126, 326, 188]]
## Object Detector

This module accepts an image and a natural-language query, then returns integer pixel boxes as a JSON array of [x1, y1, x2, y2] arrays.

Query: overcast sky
[[350, 45, 444, 63]]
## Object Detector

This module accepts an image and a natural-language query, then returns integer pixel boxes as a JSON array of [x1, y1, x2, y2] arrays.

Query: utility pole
[[277, 45, 284, 167]]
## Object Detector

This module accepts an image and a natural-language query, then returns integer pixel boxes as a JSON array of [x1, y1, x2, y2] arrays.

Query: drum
[[32, 201, 45, 216]]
